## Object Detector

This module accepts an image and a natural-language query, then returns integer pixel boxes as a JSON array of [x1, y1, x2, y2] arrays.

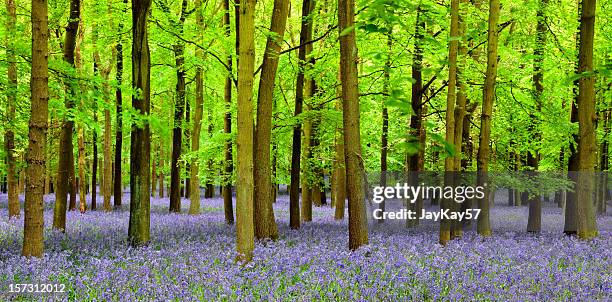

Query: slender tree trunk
[[339, 0, 368, 250], [151, 143, 157, 197], [526, 0, 548, 233], [53, 0, 80, 230], [169, 0, 188, 213], [451, 0, 468, 238], [189, 0, 207, 215], [104, 92, 112, 211], [159, 143, 165, 198], [333, 74, 346, 220], [128, 0, 152, 247], [441, 0, 459, 245], [253, 0, 289, 239], [379, 33, 391, 224], [476, 0, 500, 237], [114, 0, 126, 209], [23, 0, 49, 258], [5, 0, 19, 219], [575, 0, 598, 239], [565, 4, 582, 235], [290, 0, 316, 229], [406, 6, 425, 228], [222, 0, 234, 224], [75, 21, 87, 214], [235, 0, 256, 262]]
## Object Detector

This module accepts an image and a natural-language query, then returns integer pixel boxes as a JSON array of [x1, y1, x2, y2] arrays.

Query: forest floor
[[0, 192, 610, 301]]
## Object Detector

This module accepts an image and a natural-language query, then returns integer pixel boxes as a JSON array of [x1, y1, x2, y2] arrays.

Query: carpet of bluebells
[[0, 191, 610, 301]]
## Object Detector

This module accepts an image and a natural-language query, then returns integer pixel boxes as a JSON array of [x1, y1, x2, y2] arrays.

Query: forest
[[0, 0, 610, 300]]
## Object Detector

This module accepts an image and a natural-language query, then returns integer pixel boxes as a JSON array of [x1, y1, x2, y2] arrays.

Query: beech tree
[[476, 0, 500, 237], [53, 0, 81, 231], [128, 0, 152, 247], [253, 0, 289, 239], [5, 0, 19, 219], [23, 0, 49, 258], [574, 0, 598, 240], [338, 0, 368, 250], [235, 0, 256, 262]]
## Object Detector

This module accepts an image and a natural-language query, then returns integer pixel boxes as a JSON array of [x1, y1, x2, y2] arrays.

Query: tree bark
[[23, 0, 49, 258], [114, 0, 127, 209], [5, 0, 19, 219], [128, 0, 152, 247], [333, 70, 346, 221], [526, 0, 548, 233], [189, 0, 206, 215], [235, 0, 256, 262], [169, 0, 188, 213], [406, 6, 425, 228], [53, 0, 80, 230], [253, 0, 289, 239], [575, 0, 598, 239], [339, 0, 369, 250], [476, 0, 500, 237], [441, 0, 459, 245], [222, 0, 234, 224], [290, 0, 315, 229]]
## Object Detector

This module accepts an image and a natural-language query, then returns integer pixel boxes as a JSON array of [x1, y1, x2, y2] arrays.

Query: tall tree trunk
[[114, 0, 127, 209], [565, 4, 583, 235], [339, 0, 368, 250], [598, 101, 610, 214], [5, 0, 19, 219], [575, 0, 598, 239], [128, 0, 152, 247], [235, 0, 256, 262], [441, 0, 459, 245], [159, 143, 165, 198], [379, 33, 391, 224], [253, 0, 289, 240], [75, 22, 86, 214], [103, 88, 112, 212], [290, 0, 316, 229], [23, 0, 49, 258], [476, 0, 500, 237], [189, 0, 206, 215], [169, 0, 188, 213], [451, 1, 468, 238], [222, 0, 234, 224], [53, 0, 80, 230], [526, 0, 548, 233], [333, 70, 346, 220], [406, 6, 425, 228]]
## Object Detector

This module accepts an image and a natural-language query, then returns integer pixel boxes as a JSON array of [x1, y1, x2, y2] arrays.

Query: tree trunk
[[189, 0, 206, 215], [290, 0, 316, 229], [406, 6, 425, 228], [526, 0, 548, 233], [169, 0, 188, 213], [379, 33, 391, 224], [235, 0, 256, 262], [575, 0, 598, 240], [565, 4, 583, 236], [5, 0, 19, 219], [451, 1, 468, 238], [339, 0, 368, 250], [128, 0, 152, 247], [333, 74, 346, 220], [476, 0, 500, 237], [23, 0, 49, 258], [53, 0, 80, 230], [441, 0, 459, 245], [222, 0, 234, 225], [114, 0, 126, 209], [253, 0, 289, 239]]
